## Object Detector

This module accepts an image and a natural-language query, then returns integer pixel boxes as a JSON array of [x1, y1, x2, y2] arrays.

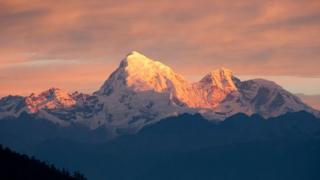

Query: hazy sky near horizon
[[0, 0, 320, 96]]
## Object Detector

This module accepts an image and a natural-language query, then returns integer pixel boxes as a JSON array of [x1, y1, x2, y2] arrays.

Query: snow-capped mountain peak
[[199, 68, 237, 92], [1, 51, 319, 136], [122, 51, 153, 66], [96, 51, 188, 95], [25, 88, 76, 113]]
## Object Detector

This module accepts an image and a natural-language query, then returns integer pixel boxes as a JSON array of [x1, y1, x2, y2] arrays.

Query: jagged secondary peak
[[31, 88, 74, 102], [25, 88, 76, 113], [199, 67, 237, 92]]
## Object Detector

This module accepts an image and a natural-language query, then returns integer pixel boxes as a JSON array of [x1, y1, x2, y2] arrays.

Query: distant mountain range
[[0, 51, 319, 137], [1, 52, 320, 180]]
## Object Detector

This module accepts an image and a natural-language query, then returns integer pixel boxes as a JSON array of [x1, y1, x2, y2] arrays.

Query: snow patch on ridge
[[25, 88, 76, 113]]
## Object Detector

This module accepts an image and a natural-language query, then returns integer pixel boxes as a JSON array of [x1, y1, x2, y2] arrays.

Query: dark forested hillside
[[0, 145, 86, 180], [30, 111, 320, 180], [1, 111, 320, 180]]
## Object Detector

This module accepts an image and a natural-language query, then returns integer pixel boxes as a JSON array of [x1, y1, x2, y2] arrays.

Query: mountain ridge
[[0, 51, 318, 136]]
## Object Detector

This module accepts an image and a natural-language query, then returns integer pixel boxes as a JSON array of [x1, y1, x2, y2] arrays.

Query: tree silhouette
[[0, 145, 86, 180]]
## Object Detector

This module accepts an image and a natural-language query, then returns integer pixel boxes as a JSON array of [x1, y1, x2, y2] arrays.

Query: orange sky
[[0, 0, 320, 97]]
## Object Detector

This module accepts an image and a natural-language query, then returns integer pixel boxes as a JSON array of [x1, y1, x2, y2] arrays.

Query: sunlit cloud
[[0, 0, 319, 96]]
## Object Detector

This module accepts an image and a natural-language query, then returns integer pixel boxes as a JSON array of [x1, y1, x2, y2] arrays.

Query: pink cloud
[[0, 0, 319, 95]]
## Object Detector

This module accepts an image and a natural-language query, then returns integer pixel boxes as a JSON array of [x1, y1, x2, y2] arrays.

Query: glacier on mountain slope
[[0, 51, 318, 135]]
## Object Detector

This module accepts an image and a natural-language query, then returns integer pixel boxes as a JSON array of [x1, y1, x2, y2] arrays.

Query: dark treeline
[[0, 145, 86, 180]]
